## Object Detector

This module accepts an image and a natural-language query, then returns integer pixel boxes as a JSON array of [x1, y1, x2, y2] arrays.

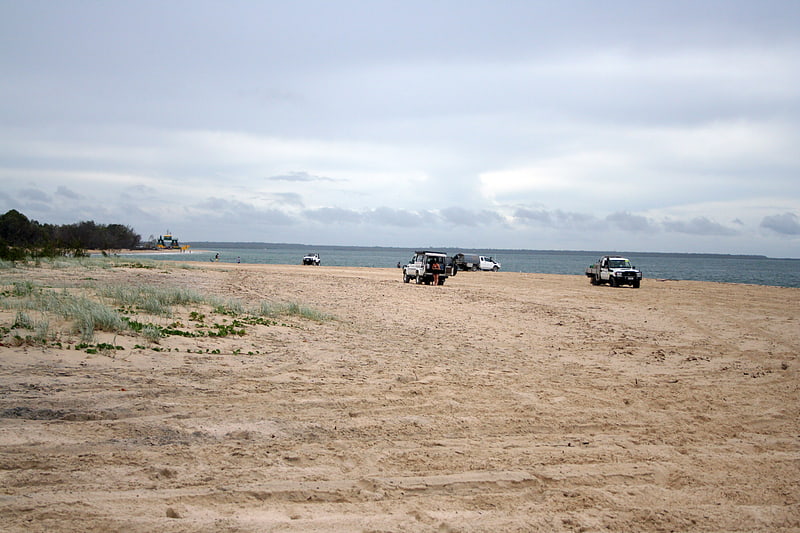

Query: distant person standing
[[236, 256, 241, 263], [431, 260, 440, 286]]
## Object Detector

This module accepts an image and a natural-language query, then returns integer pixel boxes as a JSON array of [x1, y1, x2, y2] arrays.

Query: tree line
[[0, 209, 142, 260]]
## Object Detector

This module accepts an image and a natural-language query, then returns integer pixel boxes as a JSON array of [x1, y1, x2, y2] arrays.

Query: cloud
[[19, 188, 51, 202], [440, 206, 503, 227], [478, 154, 614, 205], [606, 211, 658, 232], [305, 207, 363, 224], [191, 197, 296, 227], [761, 212, 800, 235], [271, 192, 304, 207], [663, 216, 739, 236], [55, 186, 82, 199], [513, 207, 597, 228], [267, 171, 338, 183], [365, 207, 427, 227], [304, 206, 437, 227], [196, 197, 241, 212]]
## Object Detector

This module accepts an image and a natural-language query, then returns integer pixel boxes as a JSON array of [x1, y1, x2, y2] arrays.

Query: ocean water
[[138, 242, 800, 288]]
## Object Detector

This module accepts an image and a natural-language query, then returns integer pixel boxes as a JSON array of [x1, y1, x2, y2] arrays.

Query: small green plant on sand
[[141, 324, 163, 344]]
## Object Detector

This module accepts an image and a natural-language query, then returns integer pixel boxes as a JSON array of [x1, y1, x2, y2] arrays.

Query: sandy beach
[[1, 260, 798, 532]]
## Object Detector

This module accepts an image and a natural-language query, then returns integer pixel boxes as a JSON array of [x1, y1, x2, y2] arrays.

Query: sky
[[1, 1, 799, 257]]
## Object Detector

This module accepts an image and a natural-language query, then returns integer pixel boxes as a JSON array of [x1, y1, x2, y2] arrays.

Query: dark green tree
[[0, 210, 142, 260]]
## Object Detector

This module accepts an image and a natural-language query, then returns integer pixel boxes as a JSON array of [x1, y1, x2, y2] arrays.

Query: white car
[[585, 256, 642, 288], [478, 256, 501, 271], [403, 251, 450, 285], [302, 253, 320, 265], [454, 253, 501, 271]]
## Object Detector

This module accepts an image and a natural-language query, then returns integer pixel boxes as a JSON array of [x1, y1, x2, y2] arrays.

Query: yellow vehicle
[[156, 233, 189, 251]]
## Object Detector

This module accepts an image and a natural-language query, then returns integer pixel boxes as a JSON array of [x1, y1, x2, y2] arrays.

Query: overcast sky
[[1, 1, 799, 257]]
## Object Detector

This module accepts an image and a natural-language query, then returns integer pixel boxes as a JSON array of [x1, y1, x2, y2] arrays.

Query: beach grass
[[256, 300, 334, 322], [100, 284, 207, 316], [0, 256, 333, 349]]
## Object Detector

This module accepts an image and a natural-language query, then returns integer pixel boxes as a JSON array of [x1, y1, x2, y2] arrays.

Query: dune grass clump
[[1, 283, 127, 342], [12, 281, 37, 297], [31, 255, 161, 272], [39, 257, 76, 270], [140, 324, 163, 344], [101, 285, 207, 316], [213, 298, 245, 316], [34, 318, 50, 343], [12, 311, 35, 330], [7, 311, 50, 346], [256, 300, 333, 322], [47, 292, 127, 341]]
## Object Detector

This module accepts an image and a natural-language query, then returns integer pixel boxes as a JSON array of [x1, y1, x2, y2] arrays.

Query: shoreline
[[80, 248, 800, 287]]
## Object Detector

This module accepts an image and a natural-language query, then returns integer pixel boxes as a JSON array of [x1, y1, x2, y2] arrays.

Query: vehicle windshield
[[609, 259, 631, 268]]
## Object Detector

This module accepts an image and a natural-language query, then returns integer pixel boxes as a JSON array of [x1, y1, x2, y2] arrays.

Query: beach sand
[[1, 261, 798, 532]]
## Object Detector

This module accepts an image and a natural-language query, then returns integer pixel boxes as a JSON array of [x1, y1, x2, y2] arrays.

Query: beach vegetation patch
[[74, 342, 124, 355], [2, 283, 126, 342], [12, 311, 35, 330], [101, 285, 206, 316], [1, 257, 333, 354], [0, 259, 17, 270], [7, 311, 50, 346], [12, 281, 37, 297], [256, 300, 333, 322]]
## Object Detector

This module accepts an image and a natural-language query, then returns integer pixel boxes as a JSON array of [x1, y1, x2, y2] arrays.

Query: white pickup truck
[[585, 256, 642, 288], [403, 251, 451, 285], [453, 253, 501, 271]]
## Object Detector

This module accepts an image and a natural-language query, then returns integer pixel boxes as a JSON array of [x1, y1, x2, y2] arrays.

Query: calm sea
[[138, 242, 800, 288]]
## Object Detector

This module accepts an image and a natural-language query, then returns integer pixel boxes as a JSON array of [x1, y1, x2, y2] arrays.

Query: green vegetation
[[101, 285, 207, 316], [0, 256, 334, 354], [257, 301, 333, 322], [0, 209, 141, 260]]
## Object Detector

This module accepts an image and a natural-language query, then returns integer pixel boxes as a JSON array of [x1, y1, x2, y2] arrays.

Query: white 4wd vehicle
[[302, 252, 320, 265], [477, 256, 500, 271], [585, 256, 642, 288], [454, 253, 501, 271], [403, 251, 450, 285]]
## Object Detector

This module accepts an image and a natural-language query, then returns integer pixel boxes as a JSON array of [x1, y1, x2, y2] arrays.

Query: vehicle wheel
[[416, 274, 423, 284], [492, 266, 499, 272], [633, 279, 641, 288], [438, 278, 445, 285], [403, 274, 410, 283], [472, 266, 478, 271], [590, 275, 598, 285], [609, 277, 617, 287]]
